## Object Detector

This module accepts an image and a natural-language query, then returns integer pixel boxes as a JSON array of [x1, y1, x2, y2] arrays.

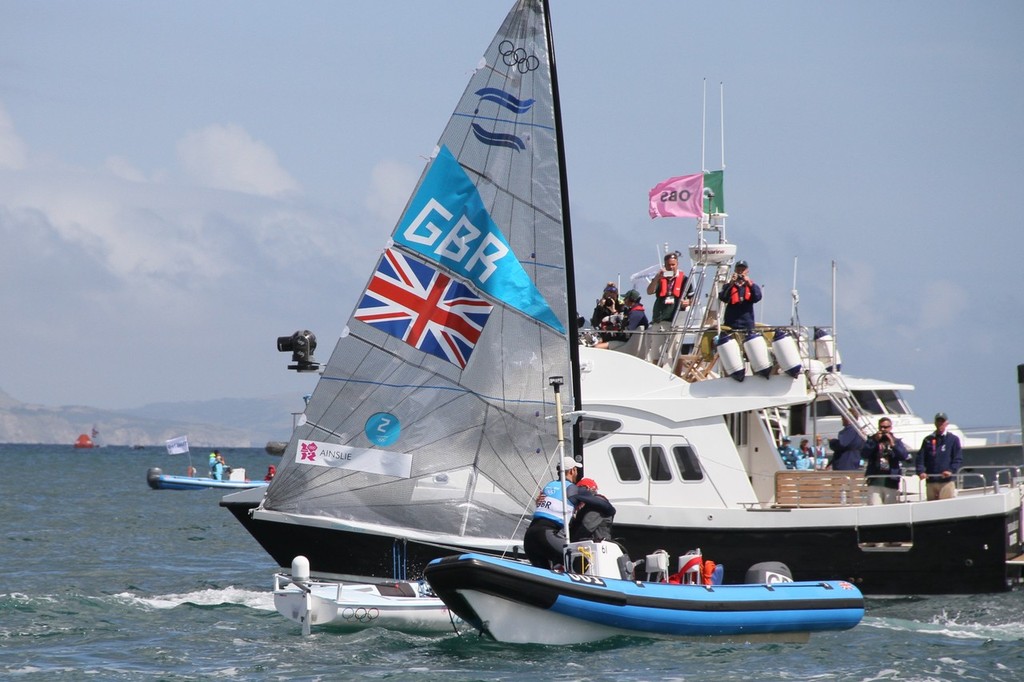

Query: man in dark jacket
[[915, 412, 963, 500], [861, 418, 910, 505], [718, 260, 762, 331], [829, 416, 867, 470], [569, 477, 616, 542]]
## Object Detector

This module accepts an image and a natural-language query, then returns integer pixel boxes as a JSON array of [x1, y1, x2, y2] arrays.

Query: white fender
[[814, 328, 842, 373], [743, 332, 772, 379], [772, 329, 803, 378], [716, 333, 745, 382]]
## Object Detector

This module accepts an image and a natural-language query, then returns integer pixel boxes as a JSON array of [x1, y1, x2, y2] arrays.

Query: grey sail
[[260, 0, 574, 548]]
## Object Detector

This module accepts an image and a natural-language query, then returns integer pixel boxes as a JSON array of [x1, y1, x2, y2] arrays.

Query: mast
[[543, 0, 583, 455]]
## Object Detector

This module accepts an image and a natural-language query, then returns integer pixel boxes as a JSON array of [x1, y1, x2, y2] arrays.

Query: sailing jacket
[[915, 430, 963, 481], [532, 480, 578, 525]]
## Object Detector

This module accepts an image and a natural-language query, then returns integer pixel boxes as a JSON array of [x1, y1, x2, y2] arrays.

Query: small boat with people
[[424, 544, 863, 645], [146, 467, 269, 491]]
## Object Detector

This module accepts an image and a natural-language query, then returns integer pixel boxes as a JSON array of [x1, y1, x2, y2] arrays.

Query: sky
[[2, 1, 1022, 432]]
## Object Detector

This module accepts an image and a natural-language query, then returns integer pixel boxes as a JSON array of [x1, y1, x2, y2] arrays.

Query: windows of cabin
[[607, 443, 703, 484]]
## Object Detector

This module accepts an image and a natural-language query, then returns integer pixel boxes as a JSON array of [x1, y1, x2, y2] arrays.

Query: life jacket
[[657, 273, 685, 298], [729, 282, 753, 304], [533, 479, 575, 524]]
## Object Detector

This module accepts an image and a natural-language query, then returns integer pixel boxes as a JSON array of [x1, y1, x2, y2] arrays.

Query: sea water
[[2, 443, 1023, 681]]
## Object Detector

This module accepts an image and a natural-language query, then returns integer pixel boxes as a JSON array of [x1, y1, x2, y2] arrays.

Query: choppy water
[[2, 443, 1024, 681]]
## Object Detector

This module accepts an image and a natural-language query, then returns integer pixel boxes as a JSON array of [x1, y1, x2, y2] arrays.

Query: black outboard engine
[[745, 561, 793, 584], [146, 467, 163, 490]]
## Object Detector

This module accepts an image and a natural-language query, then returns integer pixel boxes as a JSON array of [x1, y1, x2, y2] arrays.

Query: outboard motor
[[745, 561, 794, 584], [146, 467, 163, 490]]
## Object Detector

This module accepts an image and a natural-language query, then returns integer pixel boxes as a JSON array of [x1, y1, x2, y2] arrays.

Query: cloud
[[176, 124, 300, 198], [0, 104, 28, 170], [365, 159, 420, 225]]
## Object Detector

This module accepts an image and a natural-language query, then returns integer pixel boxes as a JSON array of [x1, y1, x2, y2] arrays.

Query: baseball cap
[[934, 412, 948, 422], [577, 477, 598, 491], [560, 456, 579, 473]]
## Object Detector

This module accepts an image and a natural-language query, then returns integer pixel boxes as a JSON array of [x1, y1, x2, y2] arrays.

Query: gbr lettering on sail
[[402, 197, 507, 285]]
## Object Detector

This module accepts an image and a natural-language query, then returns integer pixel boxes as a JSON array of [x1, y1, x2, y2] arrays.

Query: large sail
[[261, 0, 574, 546]]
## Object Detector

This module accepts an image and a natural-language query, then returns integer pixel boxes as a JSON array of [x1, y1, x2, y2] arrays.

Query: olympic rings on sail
[[498, 40, 539, 73]]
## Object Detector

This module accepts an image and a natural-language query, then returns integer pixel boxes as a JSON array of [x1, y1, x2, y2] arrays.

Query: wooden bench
[[774, 471, 868, 508]]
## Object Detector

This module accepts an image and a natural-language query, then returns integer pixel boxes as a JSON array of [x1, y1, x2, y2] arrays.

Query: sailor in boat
[[264, 465, 276, 482], [914, 412, 963, 501], [717, 259, 762, 333], [569, 477, 616, 542], [861, 418, 910, 505], [524, 458, 615, 570]]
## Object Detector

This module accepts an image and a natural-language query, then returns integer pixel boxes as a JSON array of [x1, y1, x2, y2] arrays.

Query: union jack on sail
[[355, 248, 492, 368]]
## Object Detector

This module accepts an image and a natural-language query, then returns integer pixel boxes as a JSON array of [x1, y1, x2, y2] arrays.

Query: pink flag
[[648, 173, 704, 218]]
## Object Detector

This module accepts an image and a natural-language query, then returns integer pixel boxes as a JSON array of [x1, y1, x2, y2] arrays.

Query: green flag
[[703, 170, 724, 213]]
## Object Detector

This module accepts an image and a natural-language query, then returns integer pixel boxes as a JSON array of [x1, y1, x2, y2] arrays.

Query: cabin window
[[641, 445, 673, 481], [812, 399, 843, 417], [578, 417, 622, 444], [672, 445, 704, 481], [852, 390, 883, 415], [610, 446, 641, 481], [876, 390, 909, 416]]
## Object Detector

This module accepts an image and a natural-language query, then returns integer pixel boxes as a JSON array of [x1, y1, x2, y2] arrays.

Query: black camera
[[277, 330, 319, 372]]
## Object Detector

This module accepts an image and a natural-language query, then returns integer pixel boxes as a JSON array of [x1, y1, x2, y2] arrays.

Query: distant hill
[[0, 388, 305, 447]]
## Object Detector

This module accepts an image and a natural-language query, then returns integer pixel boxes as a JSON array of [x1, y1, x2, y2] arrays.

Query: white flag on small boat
[[165, 436, 189, 455]]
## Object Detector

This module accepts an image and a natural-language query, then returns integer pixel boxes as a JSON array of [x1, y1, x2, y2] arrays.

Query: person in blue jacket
[[778, 437, 800, 469], [718, 260, 762, 331], [829, 416, 866, 470], [861, 418, 910, 505], [915, 412, 963, 500]]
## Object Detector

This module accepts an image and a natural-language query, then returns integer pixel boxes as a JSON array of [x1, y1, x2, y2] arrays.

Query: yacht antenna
[[831, 260, 838, 369], [719, 82, 726, 170], [701, 78, 707, 172], [790, 257, 800, 326]]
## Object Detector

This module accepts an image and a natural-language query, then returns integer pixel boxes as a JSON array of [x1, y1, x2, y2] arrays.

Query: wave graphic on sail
[[260, 0, 575, 550]]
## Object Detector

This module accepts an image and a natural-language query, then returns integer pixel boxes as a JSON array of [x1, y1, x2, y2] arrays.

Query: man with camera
[[647, 252, 690, 324], [860, 418, 910, 505], [717, 260, 762, 331]]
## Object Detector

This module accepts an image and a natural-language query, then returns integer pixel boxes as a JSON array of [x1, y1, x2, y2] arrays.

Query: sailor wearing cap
[[915, 412, 963, 501], [523, 457, 582, 570]]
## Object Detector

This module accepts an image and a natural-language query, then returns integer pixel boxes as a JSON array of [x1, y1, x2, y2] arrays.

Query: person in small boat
[[265, 465, 277, 482], [778, 437, 800, 469], [915, 412, 962, 501], [717, 260, 762, 332], [212, 452, 231, 481], [524, 457, 613, 570], [593, 289, 648, 350], [861, 418, 910, 505], [828, 416, 866, 470], [569, 477, 616, 542], [209, 449, 220, 476]]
